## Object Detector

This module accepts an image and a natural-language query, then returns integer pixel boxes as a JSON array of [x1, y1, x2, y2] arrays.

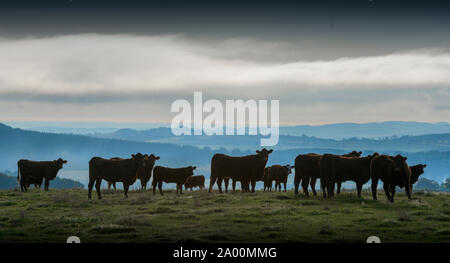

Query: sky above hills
[[0, 1, 449, 124]]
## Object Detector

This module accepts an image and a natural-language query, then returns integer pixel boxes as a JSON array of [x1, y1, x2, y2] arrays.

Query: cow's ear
[[403, 157, 408, 161], [63, 160, 67, 164], [192, 166, 197, 170], [291, 166, 295, 168], [132, 154, 136, 158], [423, 164, 427, 168], [256, 150, 261, 154], [268, 149, 273, 153], [156, 156, 160, 160]]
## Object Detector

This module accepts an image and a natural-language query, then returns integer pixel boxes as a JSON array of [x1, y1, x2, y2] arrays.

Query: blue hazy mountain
[[0, 171, 84, 190], [279, 121, 450, 139], [0, 122, 448, 185], [6, 121, 450, 139], [96, 126, 450, 152]]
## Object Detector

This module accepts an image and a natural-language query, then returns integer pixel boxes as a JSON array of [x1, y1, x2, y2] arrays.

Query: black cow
[[17, 158, 67, 192], [88, 153, 147, 199], [152, 166, 196, 195], [209, 148, 273, 193]]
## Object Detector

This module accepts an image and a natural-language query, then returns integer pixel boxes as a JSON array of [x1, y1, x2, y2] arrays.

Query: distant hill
[[279, 121, 450, 139], [0, 171, 84, 190], [414, 178, 449, 192], [8, 121, 450, 139], [0, 123, 448, 184], [96, 126, 450, 152]]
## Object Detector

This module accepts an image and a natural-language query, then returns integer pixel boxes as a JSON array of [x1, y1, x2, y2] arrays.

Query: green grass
[[0, 189, 449, 243]]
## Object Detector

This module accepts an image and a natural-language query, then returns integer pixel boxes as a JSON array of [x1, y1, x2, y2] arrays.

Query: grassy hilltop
[[0, 189, 449, 243]]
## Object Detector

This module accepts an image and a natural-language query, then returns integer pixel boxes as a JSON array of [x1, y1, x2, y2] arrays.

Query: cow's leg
[[294, 174, 301, 195], [224, 177, 229, 193], [179, 184, 183, 195], [95, 179, 102, 200], [310, 178, 318, 196], [251, 180, 256, 193], [44, 178, 49, 191], [19, 178, 25, 192], [152, 180, 157, 195], [327, 181, 335, 198], [389, 184, 395, 203], [336, 182, 342, 194], [141, 180, 145, 190], [356, 183, 362, 198], [301, 177, 310, 197], [284, 182, 287, 192], [88, 178, 95, 200], [113, 183, 117, 191], [217, 178, 223, 193], [107, 182, 111, 191], [123, 183, 129, 199], [232, 179, 236, 192], [383, 182, 391, 201], [405, 182, 412, 200], [209, 175, 217, 193], [371, 178, 379, 200], [158, 182, 163, 196]]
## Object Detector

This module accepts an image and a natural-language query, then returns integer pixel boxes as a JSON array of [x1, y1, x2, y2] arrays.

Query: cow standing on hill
[[224, 166, 269, 192], [104, 154, 160, 191], [268, 165, 294, 192], [409, 164, 426, 191], [184, 175, 205, 190], [152, 166, 196, 195], [370, 154, 411, 202], [263, 167, 271, 191], [320, 153, 377, 198], [294, 151, 362, 196], [88, 153, 147, 200], [209, 148, 273, 193], [137, 154, 160, 189], [24, 176, 44, 189], [17, 158, 67, 192]]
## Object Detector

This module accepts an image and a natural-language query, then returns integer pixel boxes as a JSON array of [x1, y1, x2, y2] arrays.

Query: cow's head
[[132, 153, 147, 167], [186, 166, 196, 176], [256, 148, 273, 161], [411, 164, 426, 184], [146, 154, 160, 167], [284, 165, 294, 175], [344, 151, 362, 157], [54, 158, 68, 169]]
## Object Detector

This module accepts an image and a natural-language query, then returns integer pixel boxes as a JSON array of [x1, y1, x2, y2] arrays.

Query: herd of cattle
[[15, 148, 427, 202]]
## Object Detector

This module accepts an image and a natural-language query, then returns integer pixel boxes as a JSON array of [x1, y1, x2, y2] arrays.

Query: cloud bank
[[0, 34, 448, 124]]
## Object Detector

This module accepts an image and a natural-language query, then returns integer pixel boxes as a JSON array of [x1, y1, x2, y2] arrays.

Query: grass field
[[0, 188, 449, 243]]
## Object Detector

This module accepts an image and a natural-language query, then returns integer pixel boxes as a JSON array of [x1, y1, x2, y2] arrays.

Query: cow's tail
[[17, 165, 21, 183]]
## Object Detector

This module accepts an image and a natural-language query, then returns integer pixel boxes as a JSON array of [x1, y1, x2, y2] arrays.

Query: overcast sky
[[0, 0, 449, 125]]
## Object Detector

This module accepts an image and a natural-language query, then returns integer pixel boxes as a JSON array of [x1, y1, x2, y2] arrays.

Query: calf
[[24, 176, 44, 190], [224, 167, 269, 193], [152, 166, 196, 195], [370, 154, 411, 202], [17, 158, 67, 192], [88, 153, 147, 199], [263, 167, 271, 191], [269, 165, 294, 192], [184, 175, 205, 190]]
